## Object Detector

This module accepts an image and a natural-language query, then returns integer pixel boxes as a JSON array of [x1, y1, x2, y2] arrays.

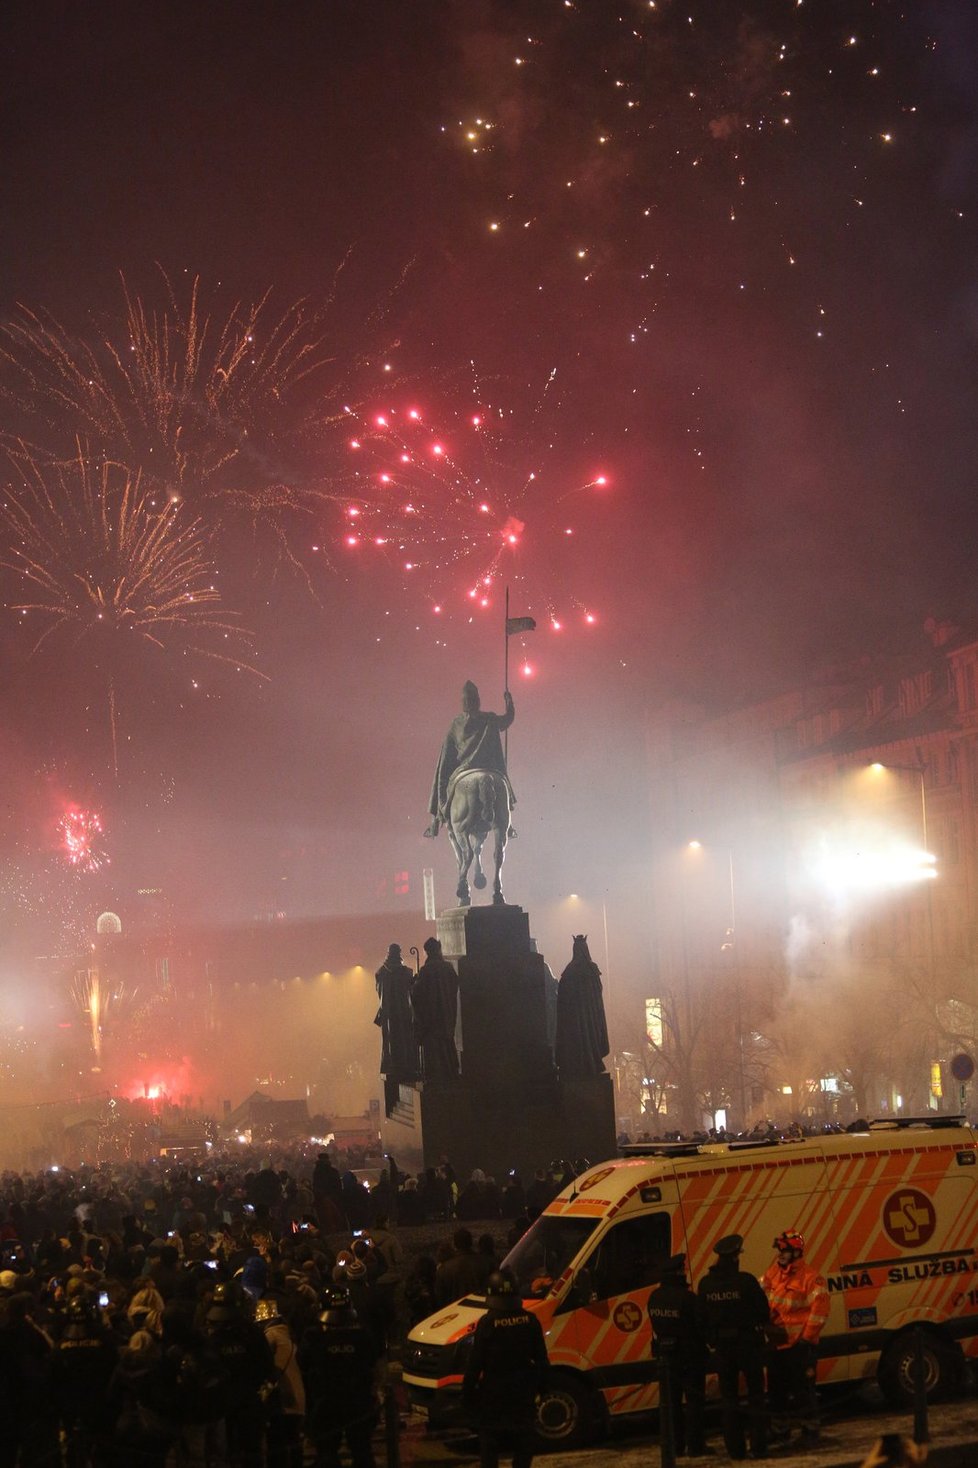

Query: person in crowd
[[127, 1282, 166, 1339], [417, 1166, 450, 1221], [363, 1215, 405, 1348], [396, 1176, 426, 1226], [404, 1254, 438, 1326], [435, 1226, 494, 1306], [456, 1169, 502, 1221], [524, 1169, 554, 1217], [106, 1328, 170, 1468], [254, 1296, 305, 1468], [0, 1290, 57, 1466], [501, 1171, 525, 1219], [154, 1302, 229, 1468], [312, 1153, 345, 1232]]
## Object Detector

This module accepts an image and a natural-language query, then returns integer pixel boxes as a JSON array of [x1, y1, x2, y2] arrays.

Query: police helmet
[[773, 1229, 804, 1258], [320, 1286, 356, 1326], [662, 1253, 686, 1277], [713, 1234, 743, 1258], [253, 1297, 281, 1324], [210, 1280, 243, 1310], [485, 1267, 520, 1310], [66, 1294, 96, 1323]]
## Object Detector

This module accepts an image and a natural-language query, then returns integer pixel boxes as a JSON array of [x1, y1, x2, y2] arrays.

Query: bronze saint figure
[[555, 934, 610, 1077], [411, 937, 460, 1082], [375, 943, 419, 1116]]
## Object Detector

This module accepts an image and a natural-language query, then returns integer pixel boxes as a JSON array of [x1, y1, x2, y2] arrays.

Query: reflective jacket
[[761, 1257, 829, 1348]]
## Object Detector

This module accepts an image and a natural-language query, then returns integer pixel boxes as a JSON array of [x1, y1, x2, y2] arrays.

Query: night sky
[[2, 0, 978, 949]]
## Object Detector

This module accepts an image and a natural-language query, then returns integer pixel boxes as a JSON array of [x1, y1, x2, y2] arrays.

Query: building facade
[[643, 620, 978, 1132]]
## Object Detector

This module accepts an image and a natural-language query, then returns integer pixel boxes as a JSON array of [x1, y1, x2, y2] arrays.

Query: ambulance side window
[[587, 1213, 672, 1300]]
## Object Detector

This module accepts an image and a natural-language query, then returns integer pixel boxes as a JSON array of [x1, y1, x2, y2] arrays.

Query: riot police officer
[[646, 1253, 708, 1458], [698, 1233, 770, 1460], [298, 1286, 379, 1468], [204, 1281, 275, 1468], [462, 1268, 548, 1468], [49, 1294, 119, 1467]]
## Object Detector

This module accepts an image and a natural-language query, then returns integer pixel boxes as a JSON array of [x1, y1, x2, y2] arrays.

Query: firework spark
[[2, 273, 340, 489], [59, 807, 107, 873], [327, 385, 609, 630], [2, 447, 263, 772], [71, 966, 125, 1063]]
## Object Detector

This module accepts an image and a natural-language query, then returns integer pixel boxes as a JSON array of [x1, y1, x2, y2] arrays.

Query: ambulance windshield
[[501, 1215, 598, 1299]]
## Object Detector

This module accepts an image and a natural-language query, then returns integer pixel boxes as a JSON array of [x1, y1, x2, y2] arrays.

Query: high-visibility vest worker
[[761, 1228, 830, 1445], [761, 1229, 830, 1348]]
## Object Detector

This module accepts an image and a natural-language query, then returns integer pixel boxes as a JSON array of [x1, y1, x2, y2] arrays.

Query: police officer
[[49, 1294, 119, 1467], [698, 1234, 770, 1460], [462, 1267, 548, 1468], [204, 1280, 275, 1468], [647, 1253, 708, 1458], [298, 1286, 379, 1468]]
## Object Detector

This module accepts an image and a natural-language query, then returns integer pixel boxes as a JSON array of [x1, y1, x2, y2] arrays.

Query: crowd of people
[[0, 1143, 943, 1468], [0, 1144, 576, 1467]]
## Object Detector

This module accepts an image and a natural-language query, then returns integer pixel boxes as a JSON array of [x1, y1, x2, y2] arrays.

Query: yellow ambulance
[[403, 1117, 978, 1446]]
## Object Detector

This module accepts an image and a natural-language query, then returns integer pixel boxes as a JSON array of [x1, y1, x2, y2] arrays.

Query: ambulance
[[403, 1116, 978, 1446]]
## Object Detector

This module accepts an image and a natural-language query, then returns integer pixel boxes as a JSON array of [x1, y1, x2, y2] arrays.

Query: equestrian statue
[[425, 680, 517, 906]]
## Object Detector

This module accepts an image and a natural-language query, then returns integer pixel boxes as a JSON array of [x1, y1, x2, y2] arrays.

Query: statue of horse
[[445, 769, 510, 906]]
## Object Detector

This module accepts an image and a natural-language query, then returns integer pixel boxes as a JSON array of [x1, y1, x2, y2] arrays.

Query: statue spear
[[503, 585, 536, 766]]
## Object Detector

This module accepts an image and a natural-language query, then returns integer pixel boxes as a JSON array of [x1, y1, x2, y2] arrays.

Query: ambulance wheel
[[878, 1328, 963, 1406], [534, 1373, 598, 1448]]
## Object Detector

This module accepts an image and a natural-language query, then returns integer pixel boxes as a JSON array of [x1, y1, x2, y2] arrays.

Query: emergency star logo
[[883, 1188, 937, 1249], [612, 1300, 643, 1333], [578, 1166, 616, 1193]]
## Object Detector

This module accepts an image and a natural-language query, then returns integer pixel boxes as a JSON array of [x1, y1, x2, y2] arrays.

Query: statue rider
[[425, 681, 516, 839]]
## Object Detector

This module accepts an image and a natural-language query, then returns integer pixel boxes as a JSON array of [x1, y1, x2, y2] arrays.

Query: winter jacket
[[761, 1257, 829, 1348]]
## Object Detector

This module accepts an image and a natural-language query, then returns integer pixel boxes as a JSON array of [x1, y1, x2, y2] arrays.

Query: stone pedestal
[[417, 905, 616, 1180]]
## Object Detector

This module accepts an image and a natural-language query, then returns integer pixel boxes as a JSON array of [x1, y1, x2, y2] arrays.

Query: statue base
[[415, 904, 616, 1180]]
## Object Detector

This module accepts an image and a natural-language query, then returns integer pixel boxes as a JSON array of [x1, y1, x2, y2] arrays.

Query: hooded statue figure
[[411, 937, 460, 1082], [555, 935, 610, 1078], [426, 681, 516, 836], [375, 944, 420, 1115]]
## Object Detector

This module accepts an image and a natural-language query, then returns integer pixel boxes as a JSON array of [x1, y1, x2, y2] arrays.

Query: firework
[[2, 447, 262, 771], [59, 807, 107, 873], [1, 272, 347, 490], [0, 267, 408, 575], [71, 966, 126, 1064], [327, 383, 608, 630]]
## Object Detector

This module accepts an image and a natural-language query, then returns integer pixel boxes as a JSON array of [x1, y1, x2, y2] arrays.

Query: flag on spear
[[506, 614, 537, 635], [503, 590, 535, 767]]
